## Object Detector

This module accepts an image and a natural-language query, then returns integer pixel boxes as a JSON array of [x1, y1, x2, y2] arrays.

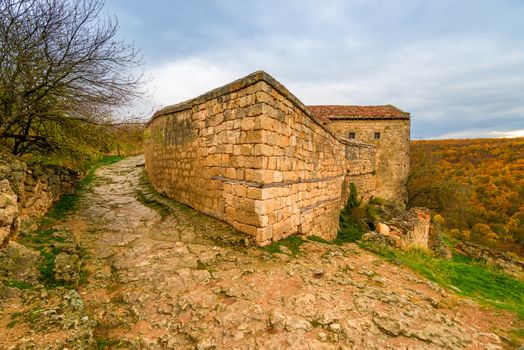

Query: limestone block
[[232, 184, 247, 198], [252, 169, 274, 183], [235, 197, 255, 212], [0, 180, 18, 227], [225, 167, 236, 179], [376, 223, 390, 235], [235, 209, 268, 227], [246, 188, 269, 200], [240, 130, 265, 144], [256, 226, 273, 242], [253, 144, 274, 157], [246, 103, 263, 117], [235, 169, 245, 180], [254, 200, 267, 215], [241, 117, 256, 130], [225, 205, 236, 218]]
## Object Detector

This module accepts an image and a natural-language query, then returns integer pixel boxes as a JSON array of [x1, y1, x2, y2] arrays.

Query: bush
[[336, 183, 381, 244]]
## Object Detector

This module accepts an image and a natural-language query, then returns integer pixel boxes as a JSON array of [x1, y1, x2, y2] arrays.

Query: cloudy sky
[[105, 0, 524, 139]]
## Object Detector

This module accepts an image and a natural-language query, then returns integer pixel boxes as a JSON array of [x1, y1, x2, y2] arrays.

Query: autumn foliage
[[408, 137, 524, 254]]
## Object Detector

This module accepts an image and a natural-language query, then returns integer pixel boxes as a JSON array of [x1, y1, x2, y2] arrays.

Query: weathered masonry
[[144, 71, 410, 245], [309, 105, 410, 201]]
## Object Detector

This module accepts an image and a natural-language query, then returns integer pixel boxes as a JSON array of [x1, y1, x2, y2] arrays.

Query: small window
[[348, 132, 356, 139], [374, 132, 381, 139]]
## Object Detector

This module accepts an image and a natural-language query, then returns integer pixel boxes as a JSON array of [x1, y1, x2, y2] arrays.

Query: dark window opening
[[374, 132, 381, 139], [348, 132, 356, 139]]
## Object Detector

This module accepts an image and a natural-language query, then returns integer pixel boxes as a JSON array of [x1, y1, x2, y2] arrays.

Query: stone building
[[308, 105, 410, 200], [144, 71, 410, 245]]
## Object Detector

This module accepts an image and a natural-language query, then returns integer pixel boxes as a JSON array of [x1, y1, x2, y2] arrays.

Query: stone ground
[[0, 155, 522, 349]]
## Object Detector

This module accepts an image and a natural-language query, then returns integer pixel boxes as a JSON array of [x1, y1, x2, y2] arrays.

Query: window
[[348, 132, 356, 139], [374, 132, 381, 140]]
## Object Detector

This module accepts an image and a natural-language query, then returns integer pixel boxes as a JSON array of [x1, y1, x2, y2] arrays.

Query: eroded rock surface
[[0, 156, 520, 349]]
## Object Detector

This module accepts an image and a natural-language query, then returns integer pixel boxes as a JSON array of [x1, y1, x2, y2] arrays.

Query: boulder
[[376, 222, 390, 235], [0, 179, 19, 244]]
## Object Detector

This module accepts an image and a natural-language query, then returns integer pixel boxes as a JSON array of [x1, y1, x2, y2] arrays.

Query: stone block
[[253, 169, 274, 183], [232, 221, 258, 236], [240, 130, 265, 144], [246, 187, 269, 200], [240, 117, 256, 130], [235, 209, 267, 227], [232, 184, 247, 197], [246, 103, 263, 117], [256, 226, 273, 242], [376, 222, 390, 235], [225, 167, 236, 179], [254, 200, 267, 214], [252, 144, 274, 157]]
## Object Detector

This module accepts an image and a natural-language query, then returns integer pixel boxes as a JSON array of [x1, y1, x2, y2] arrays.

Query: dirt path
[[1, 156, 521, 349]]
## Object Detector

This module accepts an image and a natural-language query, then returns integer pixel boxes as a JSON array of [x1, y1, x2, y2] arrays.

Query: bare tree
[[0, 0, 143, 156]]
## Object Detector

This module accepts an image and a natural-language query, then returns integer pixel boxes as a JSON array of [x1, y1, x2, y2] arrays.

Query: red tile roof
[[307, 105, 410, 123]]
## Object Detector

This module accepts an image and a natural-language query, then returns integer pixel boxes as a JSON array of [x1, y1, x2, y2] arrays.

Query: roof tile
[[307, 105, 410, 122]]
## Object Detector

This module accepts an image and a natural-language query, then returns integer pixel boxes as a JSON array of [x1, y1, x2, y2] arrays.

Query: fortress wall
[[328, 119, 410, 202], [248, 83, 348, 243], [144, 71, 384, 245], [144, 81, 269, 230], [341, 141, 376, 201]]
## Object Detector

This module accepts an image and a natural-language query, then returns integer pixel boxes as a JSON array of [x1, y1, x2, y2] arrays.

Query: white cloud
[[147, 58, 241, 109], [107, 0, 524, 137], [141, 29, 524, 140]]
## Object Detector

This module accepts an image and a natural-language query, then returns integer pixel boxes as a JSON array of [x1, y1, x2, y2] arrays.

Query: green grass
[[509, 328, 524, 347], [39, 246, 62, 287], [25, 307, 44, 323], [96, 338, 126, 349], [18, 228, 77, 288], [308, 235, 332, 244], [10, 312, 23, 319], [46, 155, 125, 221], [333, 182, 375, 245], [262, 235, 305, 256], [362, 242, 524, 318], [19, 228, 62, 248], [2, 279, 33, 289], [335, 217, 366, 244]]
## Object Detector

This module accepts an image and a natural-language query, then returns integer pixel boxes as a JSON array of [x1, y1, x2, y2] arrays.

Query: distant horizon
[[414, 129, 524, 140], [412, 134, 524, 141]]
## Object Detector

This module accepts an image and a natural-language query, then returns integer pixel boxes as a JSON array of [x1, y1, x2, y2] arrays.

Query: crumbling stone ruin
[[0, 153, 81, 246], [144, 71, 411, 246], [363, 207, 432, 249]]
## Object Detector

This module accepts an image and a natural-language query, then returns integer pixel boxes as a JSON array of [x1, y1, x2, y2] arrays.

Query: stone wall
[[457, 241, 524, 278], [404, 208, 431, 247], [0, 155, 81, 246], [327, 119, 410, 202], [20, 164, 80, 219], [145, 71, 375, 245], [342, 140, 376, 202], [364, 207, 431, 249]]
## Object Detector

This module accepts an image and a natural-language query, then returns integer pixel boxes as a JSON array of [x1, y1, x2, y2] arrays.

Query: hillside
[[1, 156, 522, 349], [408, 137, 524, 255]]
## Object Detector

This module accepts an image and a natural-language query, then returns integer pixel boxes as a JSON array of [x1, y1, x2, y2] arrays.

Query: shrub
[[336, 183, 381, 244]]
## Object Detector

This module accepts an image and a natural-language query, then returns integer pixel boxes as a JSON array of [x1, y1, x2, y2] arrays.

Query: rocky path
[[1, 156, 521, 349]]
